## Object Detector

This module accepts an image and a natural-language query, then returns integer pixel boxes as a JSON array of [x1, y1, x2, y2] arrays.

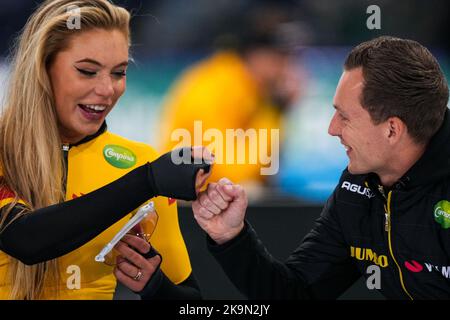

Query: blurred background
[[0, 0, 449, 299], [1, 0, 449, 204]]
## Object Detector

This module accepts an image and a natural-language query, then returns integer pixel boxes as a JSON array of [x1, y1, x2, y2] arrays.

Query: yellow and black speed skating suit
[[0, 123, 206, 299]]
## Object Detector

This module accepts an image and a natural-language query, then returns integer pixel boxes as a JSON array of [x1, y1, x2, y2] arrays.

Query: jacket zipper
[[385, 190, 413, 300], [377, 185, 390, 231], [62, 143, 70, 197]]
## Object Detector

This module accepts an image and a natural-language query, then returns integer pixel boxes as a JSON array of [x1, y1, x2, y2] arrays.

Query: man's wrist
[[210, 222, 245, 245]]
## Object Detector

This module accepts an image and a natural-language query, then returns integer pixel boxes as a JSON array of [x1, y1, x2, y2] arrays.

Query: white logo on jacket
[[341, 181, 375, 199]]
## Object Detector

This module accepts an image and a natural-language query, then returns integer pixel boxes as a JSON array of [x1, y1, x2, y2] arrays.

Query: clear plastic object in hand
[[95, 202, 155, 263]]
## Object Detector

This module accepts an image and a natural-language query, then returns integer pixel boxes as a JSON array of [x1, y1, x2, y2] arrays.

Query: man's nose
[[328, 112, 341, 137]]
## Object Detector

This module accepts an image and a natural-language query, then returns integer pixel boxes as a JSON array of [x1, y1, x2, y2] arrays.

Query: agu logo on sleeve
[[341, 181, 375, 199], [434, 200, 450, 229], [103, 145, 137, 169]]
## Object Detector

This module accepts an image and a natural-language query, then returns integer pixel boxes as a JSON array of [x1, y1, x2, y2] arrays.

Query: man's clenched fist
[[192, 178, 248, 244]]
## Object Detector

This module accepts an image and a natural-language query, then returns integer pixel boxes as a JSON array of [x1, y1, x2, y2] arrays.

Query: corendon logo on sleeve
[[103, 145, 137, 169], [434, 200, 450, 229], [404, 260, 450, 279]]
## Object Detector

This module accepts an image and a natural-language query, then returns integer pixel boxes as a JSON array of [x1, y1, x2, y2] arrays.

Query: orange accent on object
[[168, 198, 176, 206]]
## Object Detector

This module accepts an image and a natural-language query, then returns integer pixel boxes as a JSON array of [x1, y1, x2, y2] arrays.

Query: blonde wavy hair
[[0, 0, 130, 299]]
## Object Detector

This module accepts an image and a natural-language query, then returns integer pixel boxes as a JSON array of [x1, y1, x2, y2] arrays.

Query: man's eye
[[76, 67, 96, 76]]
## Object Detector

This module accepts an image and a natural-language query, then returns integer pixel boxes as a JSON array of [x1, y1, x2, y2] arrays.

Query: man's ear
[[386, 117, 406, 143]]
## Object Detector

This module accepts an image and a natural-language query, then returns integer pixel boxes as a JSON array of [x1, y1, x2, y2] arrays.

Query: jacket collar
[[68, 122, 108, 147], [368, 109, 450, 191], [398, 109, 450, 189]]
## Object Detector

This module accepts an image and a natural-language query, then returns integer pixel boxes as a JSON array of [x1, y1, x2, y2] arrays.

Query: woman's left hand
[[192, 146, 214, 194], [113, 234, 161, 292]]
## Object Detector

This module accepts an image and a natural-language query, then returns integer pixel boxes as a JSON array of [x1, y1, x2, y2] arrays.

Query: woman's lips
[[78, 104, 106, 121]]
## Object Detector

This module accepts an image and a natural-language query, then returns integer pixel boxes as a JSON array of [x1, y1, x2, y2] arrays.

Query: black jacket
[[208, 112, 450, 300]]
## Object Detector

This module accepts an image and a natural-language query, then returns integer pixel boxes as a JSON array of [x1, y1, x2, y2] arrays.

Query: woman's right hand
[[113, 234, 161, 293]]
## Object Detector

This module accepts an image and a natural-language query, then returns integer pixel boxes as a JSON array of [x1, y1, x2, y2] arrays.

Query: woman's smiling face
[[48, 28, 129, 144]]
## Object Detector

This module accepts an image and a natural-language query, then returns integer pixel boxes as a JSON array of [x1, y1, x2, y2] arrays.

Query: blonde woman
[[0, 0, 210, 299]]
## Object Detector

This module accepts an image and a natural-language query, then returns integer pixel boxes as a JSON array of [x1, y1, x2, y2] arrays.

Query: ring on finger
[[133, 269, 143, 281]]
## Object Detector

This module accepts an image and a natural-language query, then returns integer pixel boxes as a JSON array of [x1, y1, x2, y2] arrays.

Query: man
[[192, 36, 450, 299]]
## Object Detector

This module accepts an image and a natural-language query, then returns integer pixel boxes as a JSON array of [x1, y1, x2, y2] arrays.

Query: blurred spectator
[[159, 5, 306, 198]]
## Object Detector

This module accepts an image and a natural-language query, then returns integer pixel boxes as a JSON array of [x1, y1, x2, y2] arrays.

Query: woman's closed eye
[[112, 70, 127, 78], [75, 66, 126, 78], [75, 67, 97, 77]]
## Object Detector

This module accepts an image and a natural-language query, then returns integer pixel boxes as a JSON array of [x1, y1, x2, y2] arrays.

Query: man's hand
[[192, 178, 248, 244]]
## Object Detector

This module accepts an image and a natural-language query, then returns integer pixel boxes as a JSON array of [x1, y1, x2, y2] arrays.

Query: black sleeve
[[207, 191, 361, 300], [126, 245, 201, 300], [139, 271, 202, 300], [0, 148, 210, 265]]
